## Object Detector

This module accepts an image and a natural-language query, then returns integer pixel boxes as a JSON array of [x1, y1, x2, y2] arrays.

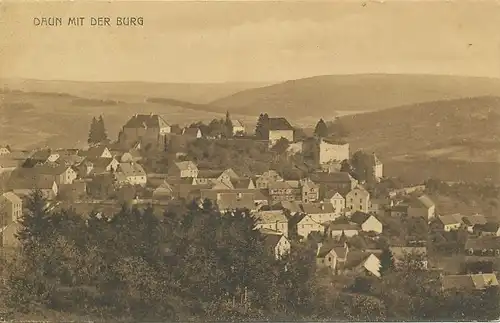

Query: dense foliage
[[1, 191, 499, 321]]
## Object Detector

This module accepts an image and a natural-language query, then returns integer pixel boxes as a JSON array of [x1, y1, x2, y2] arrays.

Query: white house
[[324, 192, 346, 216], [345, 186, 371, 214], [116, 162, 147, 186], [350, 211, 383, 234], [408, 195, 436, 222], [254, 210, 289, 238], [261, 229, 291, 259]]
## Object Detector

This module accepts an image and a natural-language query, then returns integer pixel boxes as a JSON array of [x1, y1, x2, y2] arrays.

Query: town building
[[408, 195, 436, 222], [260, 229, 290, 259], [350, 211, 383, 234], [118, 114, 171, 151], [267, 117, 294, 145], [231, 120, 246, 136], [316, 242, 349, 272], [168, 161, 199, 178], [437, 213, 464, 232], [254, 210, 289, 237], [324, 191, 346, 216], [115, 162, 147, 187], [345, 186, 371, 214], [311, 172, 358, 197], [0, 192, 22, 225]]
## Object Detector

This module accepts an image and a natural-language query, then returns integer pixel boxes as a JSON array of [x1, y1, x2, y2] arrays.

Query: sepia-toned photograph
[[0, 0, 500, 321]]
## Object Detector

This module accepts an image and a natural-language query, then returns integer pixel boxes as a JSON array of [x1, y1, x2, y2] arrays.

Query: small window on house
[[328, 257, 331, 262]]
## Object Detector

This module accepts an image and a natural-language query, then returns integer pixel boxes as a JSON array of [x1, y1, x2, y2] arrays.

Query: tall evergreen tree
[[224, 111, 233, 138], [379, 247, 395, 276], [313, 119, 328, 138], [87, 117, 99, 145], [255, 113, 269, 139], [97, 115, 108, 143]]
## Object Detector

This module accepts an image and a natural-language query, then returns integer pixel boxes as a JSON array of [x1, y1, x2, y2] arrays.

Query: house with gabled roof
[[438, 213, 464, 232], [25, 149, 60, 166], [462, 214, 488, 233], [441, 273, 499, 291], [267, 117, 294, 145], [291, 213, 325, 239], [168, 161, 198, 178], [0, 192, 22, 224], [260, 229, 290, 259], [115, 162, 147, 187], [215, 192, 256, 214], [254, 210, 289, 237], [195, 168, 238, 187], [350, 211, 383, 234], [324, 191, 346, 216], [152, 181, 174, 201], [311, 171, 358, 196], [268, 180, 301, 202], [10, 176, 58, 200], [301, 202, 337, 223], [182, 127, 202, 139], [316, 241, 349, 272], [255, 170, 283, 189], [465, 237, 500, 257], [118, 113, 171, 151], [0, 145, 12, 156], [324, 221, 360, 238], [345, 186, 371, 214], [35, 164, 78, 185], [300, 178, 320, 203], [231, 119, 246, 136], [79, 145, 113, 159], [231, 178, 255, 190], [473, 222, 500, 237], [408, 194, 436, 222], [339, 250, 382, 278]]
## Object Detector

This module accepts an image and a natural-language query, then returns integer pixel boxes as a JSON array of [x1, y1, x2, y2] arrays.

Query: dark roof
[[474, 222, 500, 233], [123, 114, 169, 129], [409, 195, 435, 209], [80, 146, 110, 159], [35, 164, 71, 176], [325, 222, 360, 231], [231, 178, 253, 189], [317, 242, 347, 258], [261, 232, 284, 249], [462, 214, 488, 226], [198, 169, 225, 179], [466, 237, 500, 250], [217, 192, 255, 211], [30, 149, 52, 161], [311, 172, 354, 184], [301, 202, 335, 214], [268, 117, 294, 131], [350, 211, 372, 225], [438, 213, 463, 226], [182, 127, 201, 137]]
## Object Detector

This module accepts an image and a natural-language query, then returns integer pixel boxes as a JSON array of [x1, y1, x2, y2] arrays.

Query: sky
[[0, 1, 499, 83]]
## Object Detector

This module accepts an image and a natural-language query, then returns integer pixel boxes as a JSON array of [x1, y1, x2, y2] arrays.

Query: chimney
[[316, 242, 323, 256]]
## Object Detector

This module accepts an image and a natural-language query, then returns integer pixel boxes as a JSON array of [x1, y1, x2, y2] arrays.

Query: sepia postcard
[[0, 0, 500, 321]]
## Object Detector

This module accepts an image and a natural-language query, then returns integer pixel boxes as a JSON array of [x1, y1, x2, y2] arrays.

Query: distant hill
[[0, 78, 266, 104], [210, 74, 500, 119], [340, 96, 500, 160], [0, 89, 257, 150]]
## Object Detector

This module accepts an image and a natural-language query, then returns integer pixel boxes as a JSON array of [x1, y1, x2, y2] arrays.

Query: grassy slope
[[340, 96, 500, 183], [0, 89, 261, 150], [210, 74, 500, 119]]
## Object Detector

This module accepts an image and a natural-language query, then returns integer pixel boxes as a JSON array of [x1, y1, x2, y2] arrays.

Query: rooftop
[[268, 117, 294, 131]]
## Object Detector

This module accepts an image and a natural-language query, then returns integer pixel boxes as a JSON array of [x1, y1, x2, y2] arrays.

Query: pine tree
[[255, 113, 269, 139], [224, 111, 233, 138], [87, 116, 99, 145], [97, 115, 108, 143], [313, 118, 328, 138], [379, 247, 395, 276]]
